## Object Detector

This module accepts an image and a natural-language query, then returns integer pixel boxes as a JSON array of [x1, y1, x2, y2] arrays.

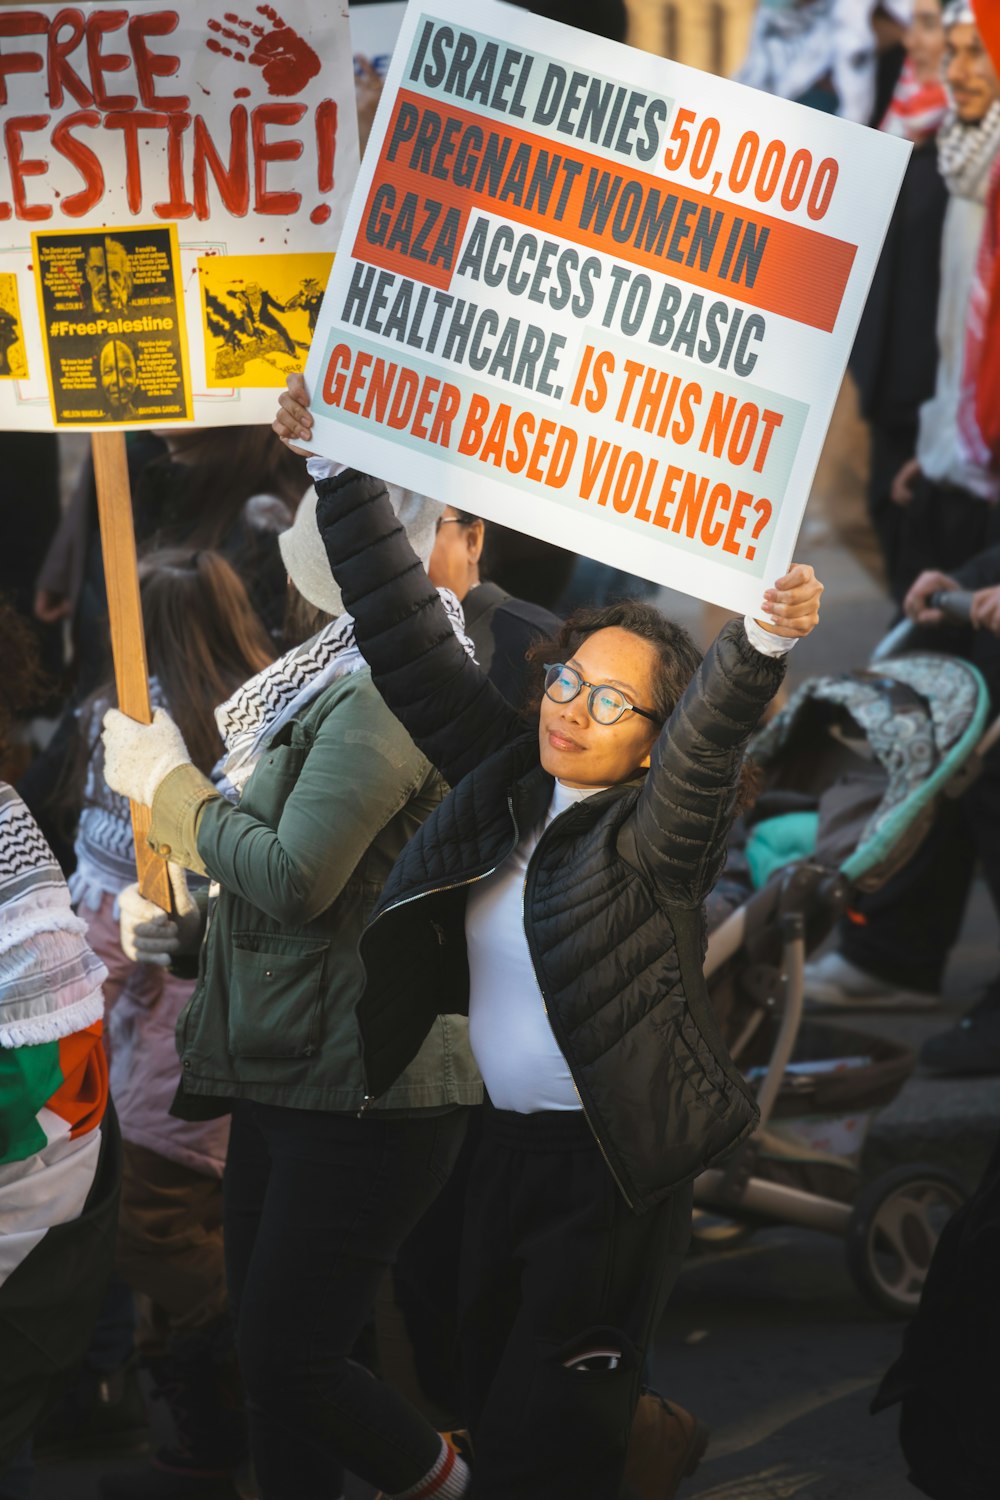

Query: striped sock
[[396, 1435, 471, 1499]]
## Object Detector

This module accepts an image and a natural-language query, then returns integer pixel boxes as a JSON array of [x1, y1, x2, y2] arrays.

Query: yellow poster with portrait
[[198, 253, 334, 389], [32, 225, 192, 427], [0, 273, 27, 380]]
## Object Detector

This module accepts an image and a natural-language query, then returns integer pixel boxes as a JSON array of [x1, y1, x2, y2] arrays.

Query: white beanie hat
[[279, 483, 445, 616]]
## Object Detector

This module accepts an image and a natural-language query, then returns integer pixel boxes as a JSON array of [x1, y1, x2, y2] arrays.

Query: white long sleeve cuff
[[743, 614, 798, 657], [305, 456, 345, 482]]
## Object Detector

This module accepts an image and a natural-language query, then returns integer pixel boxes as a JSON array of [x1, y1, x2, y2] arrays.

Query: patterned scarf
[[0, 785, 107, 1048], [936, 101, 1000, 201], [880, 60, 949, 144], [215, 591, 475, 797]]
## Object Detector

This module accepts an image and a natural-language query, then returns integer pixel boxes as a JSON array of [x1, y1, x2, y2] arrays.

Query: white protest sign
[[304, 0, 910, 612], [0, 0, 358, 430]]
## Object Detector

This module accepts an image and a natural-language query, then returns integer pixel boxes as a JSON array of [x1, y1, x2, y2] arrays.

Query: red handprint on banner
[[206, 6, 321, 96]]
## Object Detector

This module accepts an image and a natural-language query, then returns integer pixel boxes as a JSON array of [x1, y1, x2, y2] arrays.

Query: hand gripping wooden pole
[[91, 431, 173, 911]]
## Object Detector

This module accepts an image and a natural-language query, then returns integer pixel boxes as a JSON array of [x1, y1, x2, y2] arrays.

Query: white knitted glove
[[102, 707, 191, 807], [119, 866, 203, 967]]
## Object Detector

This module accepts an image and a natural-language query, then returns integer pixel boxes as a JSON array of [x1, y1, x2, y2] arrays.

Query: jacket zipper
[[360, 784, 642, 1207], [519, 797, 638, 1210], [358, 818, 521, 1115]]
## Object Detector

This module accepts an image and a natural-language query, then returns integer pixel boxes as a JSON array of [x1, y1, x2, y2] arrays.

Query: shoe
[[441, 1429, 473, 1466], [624, 1391, 710, 1500], [100, 1323, 248, 1500], [33, 1353, 149, 1462], [802, 952, 939, 1012], [921, 982, 1000, 1076]]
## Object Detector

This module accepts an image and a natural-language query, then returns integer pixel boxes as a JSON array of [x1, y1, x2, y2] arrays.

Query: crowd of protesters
[[2, 3, 1000, 1500]]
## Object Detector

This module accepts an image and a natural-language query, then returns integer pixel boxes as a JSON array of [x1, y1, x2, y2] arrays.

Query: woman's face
[[538, 626, 662, 789], [427, 508, 483, 601], [907, 0, 945, 85]]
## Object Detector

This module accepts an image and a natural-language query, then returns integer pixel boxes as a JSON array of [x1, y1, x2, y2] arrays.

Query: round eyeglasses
[[543, 664, 661, 727]]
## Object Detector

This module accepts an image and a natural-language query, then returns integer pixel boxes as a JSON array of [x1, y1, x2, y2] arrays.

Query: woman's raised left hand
[[273, 371, 316, 456], [755, 563, 823, 638]]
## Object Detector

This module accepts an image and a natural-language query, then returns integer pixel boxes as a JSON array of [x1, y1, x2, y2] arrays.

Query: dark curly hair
[[0, 598, 46, 762], [525, 598, 703, 725], [525, 598, 760, 805]]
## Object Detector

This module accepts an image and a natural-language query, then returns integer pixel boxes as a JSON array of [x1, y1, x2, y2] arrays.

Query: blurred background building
[[627, 0, 756, 74]]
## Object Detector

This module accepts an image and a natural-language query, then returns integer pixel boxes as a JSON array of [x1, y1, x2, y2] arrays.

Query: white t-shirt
[[466, 778, 596, 1112], [464, 617, 794, 1115]]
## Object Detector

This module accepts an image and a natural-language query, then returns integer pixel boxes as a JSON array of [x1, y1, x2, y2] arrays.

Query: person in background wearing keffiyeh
[[60, 549, 273, 1499], [101, 492, 482, 1500], [0, 600, 116, 1490], [849, 0, 950, 601], [890, 2, 1000, 587], [880, 4, 950, 137]]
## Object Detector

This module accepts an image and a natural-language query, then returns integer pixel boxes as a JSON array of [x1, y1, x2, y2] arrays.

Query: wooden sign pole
[[91, 431, 172, 911]]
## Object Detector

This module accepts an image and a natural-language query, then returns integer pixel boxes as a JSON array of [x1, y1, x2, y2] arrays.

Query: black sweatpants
[[459, 1105, 692, 1500], [224, 1101, 467, 1500]]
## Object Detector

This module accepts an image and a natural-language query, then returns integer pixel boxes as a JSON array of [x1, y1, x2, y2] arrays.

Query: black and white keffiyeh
[[0, 784, 107, 1048], [937, 101, 1000, 203], [214, 591, 475, 798]]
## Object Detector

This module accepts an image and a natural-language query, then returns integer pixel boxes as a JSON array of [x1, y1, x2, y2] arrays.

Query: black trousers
[[866, 421, 918, 605], [896, 475, 1000, 601], [224, 1101, 467, 1500], [459, 1105, 692, 1500], [0, 1109, 120, 1469]]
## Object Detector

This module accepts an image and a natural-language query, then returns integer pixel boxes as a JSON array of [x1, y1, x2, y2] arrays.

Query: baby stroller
[[693, 591, 1000, 1317]]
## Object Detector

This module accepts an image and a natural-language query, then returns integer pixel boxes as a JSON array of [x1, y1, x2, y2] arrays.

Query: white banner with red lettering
[[0, 0, 358, 429]]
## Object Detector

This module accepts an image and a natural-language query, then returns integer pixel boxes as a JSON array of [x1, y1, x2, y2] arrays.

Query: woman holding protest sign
[[100, 489, 482, 1500], [273, 373, 822, 1500]]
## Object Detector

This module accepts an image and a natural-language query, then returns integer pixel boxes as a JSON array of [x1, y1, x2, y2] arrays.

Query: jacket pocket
[[228, 933, 329, 1060], [651, 1006, 732, 1124]]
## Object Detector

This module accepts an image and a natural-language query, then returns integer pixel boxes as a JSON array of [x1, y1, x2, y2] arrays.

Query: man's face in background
[[946, 21, 1000, 122]]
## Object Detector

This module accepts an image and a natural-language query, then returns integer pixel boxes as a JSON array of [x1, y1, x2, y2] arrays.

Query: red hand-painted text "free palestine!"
[[0, 7, 337, 222]]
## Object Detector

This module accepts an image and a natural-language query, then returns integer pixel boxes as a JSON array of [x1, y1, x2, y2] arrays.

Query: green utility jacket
[[147, 670, 481, 1118]]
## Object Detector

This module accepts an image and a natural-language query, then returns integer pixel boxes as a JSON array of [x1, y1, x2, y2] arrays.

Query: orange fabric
[[965, 8, 1000, 462], [48, 1021, 109, 1138], [974, 3, 1000, 76]]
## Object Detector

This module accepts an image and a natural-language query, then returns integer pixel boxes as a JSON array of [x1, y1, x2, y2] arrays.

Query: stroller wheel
[[846, 1165, 967, 1318], [689, 1208, 756, 1254]]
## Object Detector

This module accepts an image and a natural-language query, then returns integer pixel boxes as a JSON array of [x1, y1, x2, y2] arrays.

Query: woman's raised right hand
[[273, 372, 317, 456]]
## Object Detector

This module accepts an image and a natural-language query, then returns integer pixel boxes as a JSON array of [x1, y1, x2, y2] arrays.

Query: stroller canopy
[[750, 655, 990, 885]]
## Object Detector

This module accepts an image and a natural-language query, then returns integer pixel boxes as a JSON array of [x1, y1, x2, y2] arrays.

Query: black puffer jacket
[[316, 471, 786, 1212]]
